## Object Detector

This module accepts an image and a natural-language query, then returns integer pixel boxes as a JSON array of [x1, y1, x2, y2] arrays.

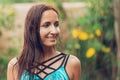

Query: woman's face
[[40, 10, 60, 47]]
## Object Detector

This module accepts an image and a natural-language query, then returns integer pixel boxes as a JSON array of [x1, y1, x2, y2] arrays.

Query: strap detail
[[36, 55, 65, 75], [32, 53, 67, 79], [63, 54, 70, 67]]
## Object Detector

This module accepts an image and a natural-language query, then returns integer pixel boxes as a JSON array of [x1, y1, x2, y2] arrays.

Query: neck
[[42, 46, 57, 60]]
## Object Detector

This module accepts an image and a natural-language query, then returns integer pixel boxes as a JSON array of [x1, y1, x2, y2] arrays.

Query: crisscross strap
[[32, 53, 68, 79], [36, 54, 65, 75], [62, 54, 70, 67]]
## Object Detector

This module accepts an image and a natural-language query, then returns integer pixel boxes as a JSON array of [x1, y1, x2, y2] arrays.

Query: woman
[[7, 4, 81, 80]]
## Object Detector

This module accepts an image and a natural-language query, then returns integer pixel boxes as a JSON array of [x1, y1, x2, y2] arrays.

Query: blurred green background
[[0, 0, 119, 80]]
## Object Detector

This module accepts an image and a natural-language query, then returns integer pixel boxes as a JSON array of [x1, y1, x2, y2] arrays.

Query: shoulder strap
[[63, 54, 70, 67]]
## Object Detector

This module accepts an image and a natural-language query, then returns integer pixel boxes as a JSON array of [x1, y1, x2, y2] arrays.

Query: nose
[[50, 25, 59, 34]]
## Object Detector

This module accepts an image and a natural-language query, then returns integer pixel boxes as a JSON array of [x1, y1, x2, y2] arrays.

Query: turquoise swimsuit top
[[20, 53, 70, 80]]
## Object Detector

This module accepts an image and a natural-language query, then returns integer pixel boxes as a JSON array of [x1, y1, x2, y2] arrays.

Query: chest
[[20, 53, 70, 80]]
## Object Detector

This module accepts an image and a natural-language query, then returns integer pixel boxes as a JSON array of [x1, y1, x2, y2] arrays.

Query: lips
[[47, 36, 57, 41]]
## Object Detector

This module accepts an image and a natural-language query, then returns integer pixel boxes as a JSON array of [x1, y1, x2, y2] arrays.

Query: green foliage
[[0, 4, 16, 80], [0, 5, 15, 36], [13, 0, 34, 3], [0, 0, 34, 4], [65, 0, 116, 80], [0, 55, 8, 80], [0, 47, 19, 80]]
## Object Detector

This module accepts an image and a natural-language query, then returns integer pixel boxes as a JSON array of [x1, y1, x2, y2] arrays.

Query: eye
[[54, 21, 59, 27], [41, 22, 51, 28]]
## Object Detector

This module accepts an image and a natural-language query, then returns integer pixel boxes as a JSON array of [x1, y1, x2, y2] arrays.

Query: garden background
[[0, 0, 120, 80]]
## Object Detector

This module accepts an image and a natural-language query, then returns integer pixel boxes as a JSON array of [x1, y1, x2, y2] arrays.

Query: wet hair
[[17, 4, 58, 79]]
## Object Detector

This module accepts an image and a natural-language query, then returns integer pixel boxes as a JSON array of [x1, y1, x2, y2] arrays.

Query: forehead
[[41, 10, 58, 22]]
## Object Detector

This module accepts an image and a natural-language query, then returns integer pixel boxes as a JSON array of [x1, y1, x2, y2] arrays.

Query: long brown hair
[[17, 4, 58, 79]]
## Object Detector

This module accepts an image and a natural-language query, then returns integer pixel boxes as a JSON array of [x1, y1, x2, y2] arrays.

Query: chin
[[48, 44, 56, 47], [44, 43, 56, 47]]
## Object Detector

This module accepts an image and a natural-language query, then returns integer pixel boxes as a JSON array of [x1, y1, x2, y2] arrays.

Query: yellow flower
[[95, 29, 101, 37], [79, 31, 88, 40], [102, 47, 111, 53], [100, 10, 105, 16], [86, 48, 96, 58], [8, 10, 15, 16], [72, 29, 80, 38], [89, 33, 94, 39]]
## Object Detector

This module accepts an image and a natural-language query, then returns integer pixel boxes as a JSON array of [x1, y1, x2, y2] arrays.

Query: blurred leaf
[[105, 29, 114, 41]]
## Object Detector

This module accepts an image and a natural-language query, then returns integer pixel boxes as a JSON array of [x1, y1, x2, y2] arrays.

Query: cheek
[[39, 28, 46, 39], [57, 27, 60, 33], [40, 27, 48, 34], [40, 28, 46, 33]]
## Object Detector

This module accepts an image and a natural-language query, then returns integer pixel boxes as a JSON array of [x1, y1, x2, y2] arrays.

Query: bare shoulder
[[68, 54, 81, 67], [66, 54, 81, 80], [7, 57, 18, 80], [8, 57, 18, 67]]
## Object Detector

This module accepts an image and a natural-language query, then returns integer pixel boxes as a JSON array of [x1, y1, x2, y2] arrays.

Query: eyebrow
[[41, 20, 59, 25]]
